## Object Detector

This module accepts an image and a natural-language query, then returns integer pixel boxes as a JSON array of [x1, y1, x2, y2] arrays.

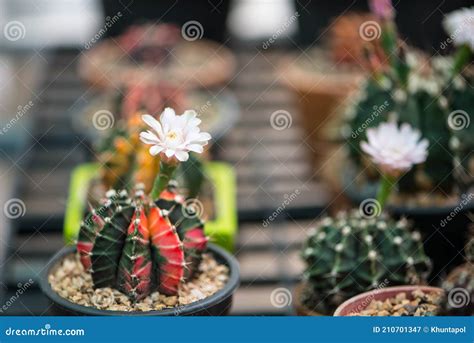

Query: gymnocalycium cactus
[[301, 210, 431, 314], [77, 185, 207, 301], [77, 107, 211, 302], [344, 2, 474, 200]]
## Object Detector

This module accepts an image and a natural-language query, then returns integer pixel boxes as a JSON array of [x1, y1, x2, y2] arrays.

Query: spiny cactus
[[345, 54, 455, 195], [156, 182, 208, 279], [77, 186, 207, 302], [301, 210, 431, 314]]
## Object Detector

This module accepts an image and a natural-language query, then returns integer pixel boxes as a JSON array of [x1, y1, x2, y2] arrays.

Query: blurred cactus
[[439, 233, 474, 316], [345, 54, 455, 196], [98, 114, 159, 193], [301, 210, 431, 314], [450, 71, 474, 195]]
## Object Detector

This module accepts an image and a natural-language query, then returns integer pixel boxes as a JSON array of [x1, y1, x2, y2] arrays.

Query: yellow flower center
[[166, 130, 178, 141]]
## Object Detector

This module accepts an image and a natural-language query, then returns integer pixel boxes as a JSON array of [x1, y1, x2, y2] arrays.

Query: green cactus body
[[302, 210, 431, 314], [117, 205, 153, 301], [77, 186, 207, 302]]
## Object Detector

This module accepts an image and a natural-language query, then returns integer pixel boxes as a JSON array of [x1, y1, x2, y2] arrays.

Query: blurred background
[[0, 0, 472, 316]]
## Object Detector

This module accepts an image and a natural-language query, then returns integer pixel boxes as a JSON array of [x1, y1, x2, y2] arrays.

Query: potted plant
[[78, 23, 236, 92], [296, 209, 431, 315], [66, 109, 238, 252], [339, 1, 474, 278], [334, 285, 443, 316], [40, 108, 239, 315], [297, 120, 437, 316]]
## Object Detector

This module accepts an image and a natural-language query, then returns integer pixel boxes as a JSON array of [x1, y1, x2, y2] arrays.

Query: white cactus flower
[[443, 7, 474, 50], [140, 108, 211, 162], [361, 122, 428, 177]]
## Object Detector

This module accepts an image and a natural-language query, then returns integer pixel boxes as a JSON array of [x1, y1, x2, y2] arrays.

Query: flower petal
[[142, 114, 163, 137], [149, 145, 164, 156], [174, 150, 189, 162]]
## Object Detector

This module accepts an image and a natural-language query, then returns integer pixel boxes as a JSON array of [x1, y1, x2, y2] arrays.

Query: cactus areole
[[77, 185, 208, 302]]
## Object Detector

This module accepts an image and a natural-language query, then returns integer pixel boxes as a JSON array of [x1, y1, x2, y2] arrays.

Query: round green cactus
[[301, 210, 431, 314]]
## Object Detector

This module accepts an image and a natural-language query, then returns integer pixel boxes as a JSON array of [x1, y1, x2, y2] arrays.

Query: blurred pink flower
[[369, 0, 394, 21], [361, 122, 428, 177]]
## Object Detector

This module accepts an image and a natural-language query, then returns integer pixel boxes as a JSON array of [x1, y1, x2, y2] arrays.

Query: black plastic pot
[[40, 243, 239, 316], [342, 168, 473, 282]]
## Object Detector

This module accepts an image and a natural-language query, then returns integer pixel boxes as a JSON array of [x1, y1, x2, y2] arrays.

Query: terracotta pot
[[281, 51, 363, 171], [333, 285, 443, 316]]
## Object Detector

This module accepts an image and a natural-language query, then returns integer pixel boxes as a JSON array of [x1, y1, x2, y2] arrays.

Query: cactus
[[345, 54, 455, 196], [77, 186, 207, 302], [439, 234, 474, 316], [450, 71, 474, 195], [156, 182, 208, 278], [98, 114, 159, 193], [301, 210, 431, 314]]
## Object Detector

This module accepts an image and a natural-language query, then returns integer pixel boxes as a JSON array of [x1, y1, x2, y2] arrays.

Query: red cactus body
[[156, 186, 208, 278], [149, 207, 184, 295], [117, 207, 153, 301], [77, 187, 206, 302]]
